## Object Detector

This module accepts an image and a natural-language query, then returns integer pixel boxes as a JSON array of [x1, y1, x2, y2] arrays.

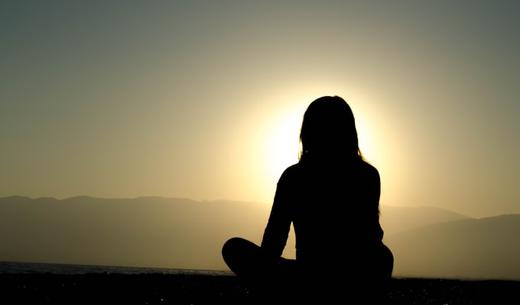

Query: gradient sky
[[1, 1, 518, 217]]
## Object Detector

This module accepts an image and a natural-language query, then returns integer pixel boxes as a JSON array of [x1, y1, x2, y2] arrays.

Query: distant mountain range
[[0, 196, 518, 279], [380, 205, 469, 235], [385, 214, 520, 280]]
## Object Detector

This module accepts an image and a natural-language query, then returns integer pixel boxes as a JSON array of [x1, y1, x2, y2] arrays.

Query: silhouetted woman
[[222, 96, 393, 301]]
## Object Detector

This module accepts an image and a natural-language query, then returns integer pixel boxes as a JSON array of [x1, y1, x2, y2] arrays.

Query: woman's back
[[264, 158, 384, 268]]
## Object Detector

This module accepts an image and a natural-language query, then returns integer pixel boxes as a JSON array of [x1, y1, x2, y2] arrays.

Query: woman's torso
[[282, 159, 383, 267]]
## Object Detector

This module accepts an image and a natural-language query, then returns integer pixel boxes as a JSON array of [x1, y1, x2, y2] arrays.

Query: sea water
[[0, 261, 230, 276]]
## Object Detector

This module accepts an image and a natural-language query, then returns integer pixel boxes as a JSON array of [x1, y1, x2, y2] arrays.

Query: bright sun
[[250, 92, 383, 204], [263, 108, 303, 181], [263, 107, 376, 182], [355, 114, 376, 163]]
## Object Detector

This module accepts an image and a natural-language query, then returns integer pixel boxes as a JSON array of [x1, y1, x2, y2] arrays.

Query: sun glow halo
[[263, 109, 303, 182], [263, 107, 378, 180]]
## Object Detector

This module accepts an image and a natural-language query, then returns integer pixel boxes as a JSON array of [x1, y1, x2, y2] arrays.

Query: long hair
[[299, 96, 362, 162]]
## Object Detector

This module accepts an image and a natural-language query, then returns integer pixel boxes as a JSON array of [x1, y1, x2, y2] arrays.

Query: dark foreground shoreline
[[1, 273, 519, 305]]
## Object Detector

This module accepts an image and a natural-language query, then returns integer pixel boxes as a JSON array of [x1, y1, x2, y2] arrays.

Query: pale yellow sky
[[1, 1, 519, 217]]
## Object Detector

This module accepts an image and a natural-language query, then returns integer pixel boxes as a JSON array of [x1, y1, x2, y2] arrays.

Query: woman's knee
[[222, 237, 259, 264], [222, 237, 266, 278], [222, 237, 243, 261]]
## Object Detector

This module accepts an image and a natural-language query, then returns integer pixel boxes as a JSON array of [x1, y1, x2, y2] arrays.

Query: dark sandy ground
[[0, 273, 518, 305]]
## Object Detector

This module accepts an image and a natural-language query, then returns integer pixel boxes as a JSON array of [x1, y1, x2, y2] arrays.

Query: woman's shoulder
[[357, 159, 380, 183], [275, 163, 308, 186], [280, 163, 303, 179], [279, 159, 379, 181], [359, 159, 379, 174]]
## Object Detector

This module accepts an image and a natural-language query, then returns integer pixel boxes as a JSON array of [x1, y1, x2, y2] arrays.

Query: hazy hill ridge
[[1, 196, 518, 279], [380, 205, 470, 235], [385, 214, 520, 280]]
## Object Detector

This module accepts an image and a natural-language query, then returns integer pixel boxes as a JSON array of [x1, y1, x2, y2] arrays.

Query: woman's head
[[299, 96, 361, 162]]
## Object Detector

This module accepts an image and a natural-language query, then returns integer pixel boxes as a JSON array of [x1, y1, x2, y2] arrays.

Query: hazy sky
[[1, 1, 518, 217]]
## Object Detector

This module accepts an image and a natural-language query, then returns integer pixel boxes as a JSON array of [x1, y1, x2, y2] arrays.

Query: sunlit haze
[[1, 1, 519, 218]]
